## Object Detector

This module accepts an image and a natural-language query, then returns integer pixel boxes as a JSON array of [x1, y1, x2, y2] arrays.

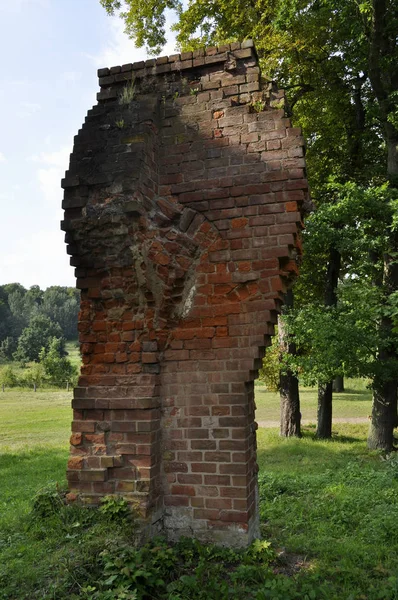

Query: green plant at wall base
[[118, 79, 136, 105], [115, 118, 125, 129], [98, 496, 132, 523]]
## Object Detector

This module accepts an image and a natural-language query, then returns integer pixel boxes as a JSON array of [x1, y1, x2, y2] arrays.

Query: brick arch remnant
[[61, 40, 309, 547]]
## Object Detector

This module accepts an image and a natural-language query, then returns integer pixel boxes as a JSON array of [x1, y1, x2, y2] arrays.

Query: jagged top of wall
[[96, 40, 259, 99]]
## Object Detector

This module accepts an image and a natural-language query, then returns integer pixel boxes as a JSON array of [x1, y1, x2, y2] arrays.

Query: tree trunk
[[280, 369, 301, 437], [368, 298, 398, 450], [317, 247, 341, 439], [279, 289, 301, 438], [332, 375, 344, 393], [317, 381, 333, 439], [368, 376, 397, 451]]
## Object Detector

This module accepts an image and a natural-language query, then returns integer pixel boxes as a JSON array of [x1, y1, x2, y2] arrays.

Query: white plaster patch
[[181, 284, 196, 318]]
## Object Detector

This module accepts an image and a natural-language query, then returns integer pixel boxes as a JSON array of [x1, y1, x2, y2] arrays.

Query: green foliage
[[286, 183, 398, 387], [0, 366, 19, 388], [31, 484, 66, 519], [295, 182, 397, 307], [66, 536, 278, 600], [21, 362, 45, 388], [40, 286, 79, 340], [99, 496, 133, 523], [0, 284, 79, 348], [250, 99, 266, 113], [14, 315, 63, 364], [39, 337, 78, 386], [100, 0, 183, 55], [282, 279, 395, 386], [259, 334, 280, 392], [0, 337, 17, 361]]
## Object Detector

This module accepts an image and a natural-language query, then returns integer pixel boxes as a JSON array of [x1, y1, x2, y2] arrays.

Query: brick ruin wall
[[61, 40, 308, 547]]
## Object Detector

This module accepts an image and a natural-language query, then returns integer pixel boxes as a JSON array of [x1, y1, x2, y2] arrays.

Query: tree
[[41, 287, 79, 340], [39, 337, 77, 386], [14, 315, 63, 363]]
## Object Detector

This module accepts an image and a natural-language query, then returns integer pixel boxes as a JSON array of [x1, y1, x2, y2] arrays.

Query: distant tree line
[[0, 284, 80, 386]]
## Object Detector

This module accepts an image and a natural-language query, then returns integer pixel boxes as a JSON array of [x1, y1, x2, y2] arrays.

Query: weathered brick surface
[[62, 40, 308, 546]]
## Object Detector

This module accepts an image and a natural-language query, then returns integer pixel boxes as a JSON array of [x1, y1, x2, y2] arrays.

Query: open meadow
[[1, 384, 398, 599]]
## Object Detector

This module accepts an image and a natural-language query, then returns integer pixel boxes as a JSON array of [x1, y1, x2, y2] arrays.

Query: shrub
[[0, 365, 19, 388], [39, 337, 78, 387], [259, 334, 280, 392], [21, 362, 45, 388]]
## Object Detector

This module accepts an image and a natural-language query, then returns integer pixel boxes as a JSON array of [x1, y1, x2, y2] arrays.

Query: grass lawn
[[1, 388, 398, 599], [0, 390, 71, 536], [255, 378, 372, 422]]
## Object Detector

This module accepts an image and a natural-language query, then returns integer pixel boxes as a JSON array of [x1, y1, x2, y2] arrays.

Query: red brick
[[72, 421, 96, 433], [191, 463, 217, 473], [204, 451, 231, 462], [205, 498, 232, 509], [171, 485, 196, 496], [68, 457, 84, 470], [178, 474, 203, 485], [164, 496, 190, 507]]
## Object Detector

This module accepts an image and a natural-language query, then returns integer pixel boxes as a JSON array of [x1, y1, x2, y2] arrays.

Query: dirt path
[[257, 417, 369, 428]]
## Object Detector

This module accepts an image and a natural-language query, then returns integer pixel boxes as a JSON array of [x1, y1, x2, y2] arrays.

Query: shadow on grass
[[334, 390, 371, 402]]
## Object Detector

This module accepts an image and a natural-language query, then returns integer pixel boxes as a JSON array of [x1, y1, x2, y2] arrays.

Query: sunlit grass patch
[[255, 378, 372, 422]]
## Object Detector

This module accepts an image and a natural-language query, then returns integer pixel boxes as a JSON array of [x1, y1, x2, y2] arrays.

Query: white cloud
[[0, 152, 6, 163]]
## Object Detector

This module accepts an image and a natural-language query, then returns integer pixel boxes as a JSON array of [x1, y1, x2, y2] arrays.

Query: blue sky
[[0, 0, 177, 290]]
